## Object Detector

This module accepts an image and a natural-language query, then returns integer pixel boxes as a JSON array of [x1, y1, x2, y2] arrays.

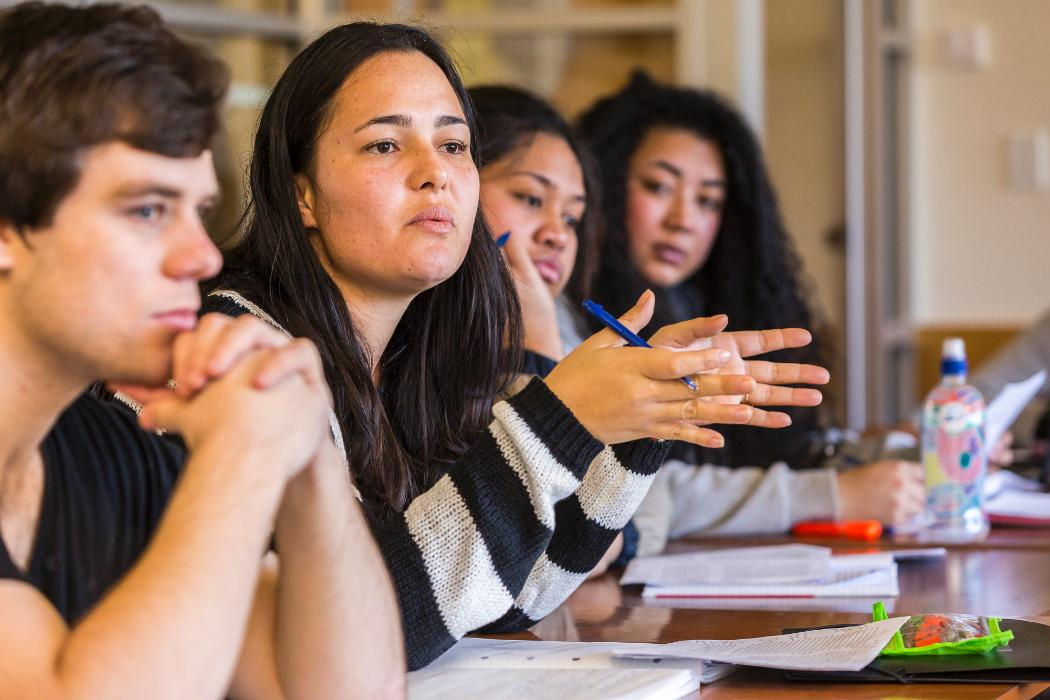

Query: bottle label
[[922, 388, 986, 519]]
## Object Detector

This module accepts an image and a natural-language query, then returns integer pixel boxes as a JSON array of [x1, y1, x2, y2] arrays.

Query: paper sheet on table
[[984, 468, 1044, 499], [613, 616, 909, 672], [419, 637, 735, 683], [641, 595, 893, 614], [408, 668, 700, 700], [621, 544, 832, 586], [985, 370, 1047, 452], [641, 560, 899, 599], [881, 547, 947, 560], [986, 489, 1050, 525]]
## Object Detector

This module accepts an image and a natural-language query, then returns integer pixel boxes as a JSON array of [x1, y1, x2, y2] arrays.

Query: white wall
[[912, 0, 1050, 325], [764, 0, 844, 331]]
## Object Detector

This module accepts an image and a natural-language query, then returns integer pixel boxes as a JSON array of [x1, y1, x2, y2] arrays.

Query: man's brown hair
[[0, 2, 229, 231]]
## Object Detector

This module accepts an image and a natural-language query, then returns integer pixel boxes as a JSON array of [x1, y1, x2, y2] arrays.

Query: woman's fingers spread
[[647, 314, 728, 349], [580, 290, 656, 349], [660, 400, 754, 425], [743, 360, 830, 385], [744, 407, 793, 428], [653, 397, 795, 429], [731, 328, 813, 358], [748, 383, 824, 407], [639, 347, 733, 381], [691, 372, 755, 398], [651, 422, 725, 448]]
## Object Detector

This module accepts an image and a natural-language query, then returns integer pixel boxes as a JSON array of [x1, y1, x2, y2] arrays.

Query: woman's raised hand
[[544, 291, 759, 447], [647, 312, 830, 428], [500, 231, 565, 360]]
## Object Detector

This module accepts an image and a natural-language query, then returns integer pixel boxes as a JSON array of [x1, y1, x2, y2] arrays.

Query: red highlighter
[[792, 520, 883, 541]]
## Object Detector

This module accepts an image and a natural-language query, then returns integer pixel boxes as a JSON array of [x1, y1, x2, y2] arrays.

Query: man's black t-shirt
[[0, 393, 184, 624]]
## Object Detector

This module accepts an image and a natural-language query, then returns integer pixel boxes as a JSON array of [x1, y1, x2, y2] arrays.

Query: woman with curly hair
[[575, 73, 925, 550]]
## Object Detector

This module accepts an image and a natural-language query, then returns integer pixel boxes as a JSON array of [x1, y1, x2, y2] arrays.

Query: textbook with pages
[[408, 618, 908, 699]]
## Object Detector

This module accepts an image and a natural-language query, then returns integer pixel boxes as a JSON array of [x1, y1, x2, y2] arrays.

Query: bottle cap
[[942, 337, 966, 360], [941, 337, 967, 375]]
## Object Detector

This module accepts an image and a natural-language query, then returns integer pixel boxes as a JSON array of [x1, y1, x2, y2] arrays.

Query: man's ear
[[0, 221, 20, 272], [294, 174, 319, 230]]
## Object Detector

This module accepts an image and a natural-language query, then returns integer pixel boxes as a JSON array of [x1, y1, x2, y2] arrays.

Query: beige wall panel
[[764, 0, 844, 414], [912, 0, 1050, 325]]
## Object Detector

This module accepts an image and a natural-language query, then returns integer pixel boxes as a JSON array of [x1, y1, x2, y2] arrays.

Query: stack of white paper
[[622, 545, 899, 600], [983, 463, 1050, 526], [986, 489, 1050, 526]]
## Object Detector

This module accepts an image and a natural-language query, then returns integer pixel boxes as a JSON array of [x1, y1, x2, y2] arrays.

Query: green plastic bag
[[873, 601, 1014, 656]]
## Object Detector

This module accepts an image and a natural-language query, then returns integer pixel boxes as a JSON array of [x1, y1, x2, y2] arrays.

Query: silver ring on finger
[[681, 398, 698, 421]]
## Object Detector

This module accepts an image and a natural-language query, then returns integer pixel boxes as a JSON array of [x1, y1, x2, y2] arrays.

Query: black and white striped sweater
[[203, 291, 670, 669]]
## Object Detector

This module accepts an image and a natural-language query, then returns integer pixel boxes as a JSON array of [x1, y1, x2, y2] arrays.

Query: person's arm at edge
[[0, 435, 286, 700], [650, 461, 837, 542], [268, 439, 404, 698]]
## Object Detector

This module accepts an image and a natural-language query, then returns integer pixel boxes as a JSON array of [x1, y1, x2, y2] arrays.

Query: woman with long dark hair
[[203, 25, 822, 668], [576, 72, 925, 534]]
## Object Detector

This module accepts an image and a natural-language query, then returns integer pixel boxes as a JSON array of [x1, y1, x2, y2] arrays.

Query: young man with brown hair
[[0, 3, 404, 697]]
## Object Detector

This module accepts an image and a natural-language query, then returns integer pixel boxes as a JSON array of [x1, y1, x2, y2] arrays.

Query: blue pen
[[495, 231, 511, 247], [582, 299, 699, 391]]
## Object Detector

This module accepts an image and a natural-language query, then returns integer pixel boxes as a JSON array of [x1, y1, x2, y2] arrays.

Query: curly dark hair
[[576, 71, 830, 469]]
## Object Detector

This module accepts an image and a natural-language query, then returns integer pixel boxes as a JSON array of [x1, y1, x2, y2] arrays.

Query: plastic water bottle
[[921, 338, 989, 541]]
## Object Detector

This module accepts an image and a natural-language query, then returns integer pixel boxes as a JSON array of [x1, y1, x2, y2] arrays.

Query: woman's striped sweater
[[203, 292, 670, 669]]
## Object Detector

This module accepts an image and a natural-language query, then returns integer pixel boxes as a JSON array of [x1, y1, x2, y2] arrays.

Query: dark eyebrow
[[111, 185, 182, 199], [354, 114, 410, 132], [354, 114, 467, 133], [511, 171, 586, 203], [513, 171, 553, 188], [436, 114, 467, 129], [650, 159, 682, 178], [111, 185, 221, 210], [648, 160, 726, 188]]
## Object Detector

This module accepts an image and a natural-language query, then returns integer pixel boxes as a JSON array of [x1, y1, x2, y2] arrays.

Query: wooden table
[[541, 536, 1050, 699]]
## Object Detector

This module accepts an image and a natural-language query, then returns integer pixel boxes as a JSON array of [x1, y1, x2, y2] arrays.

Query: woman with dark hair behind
[[471, 83, 854, 572], [576, 72, 925, 542], [472, 84, 602, 366], [202, 24, 816, 668]]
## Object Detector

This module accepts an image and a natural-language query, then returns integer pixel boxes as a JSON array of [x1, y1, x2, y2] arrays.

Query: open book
[[408, 638, 724, 700]]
